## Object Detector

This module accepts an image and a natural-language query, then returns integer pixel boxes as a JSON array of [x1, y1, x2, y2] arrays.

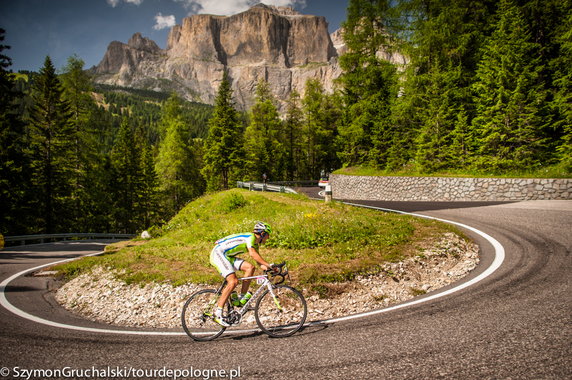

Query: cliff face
[[93, 4, 342, 109], [95, 33, 163, 78]]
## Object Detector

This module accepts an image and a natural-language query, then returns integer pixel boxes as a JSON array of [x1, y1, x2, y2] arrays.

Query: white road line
[[0, 206, 505, 336], [0, 249, 183, 336], [311, 203, 505, 325]]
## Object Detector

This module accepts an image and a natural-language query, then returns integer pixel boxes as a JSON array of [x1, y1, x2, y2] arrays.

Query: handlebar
[[265, 261, 288, 285]]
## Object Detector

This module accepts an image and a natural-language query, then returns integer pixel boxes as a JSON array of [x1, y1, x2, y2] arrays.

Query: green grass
[[334, 163, 572, 179], [52, 189, 463, 291]]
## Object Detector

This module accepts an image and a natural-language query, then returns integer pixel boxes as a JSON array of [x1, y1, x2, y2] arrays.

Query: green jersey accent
[[214, 233, 258, 257]]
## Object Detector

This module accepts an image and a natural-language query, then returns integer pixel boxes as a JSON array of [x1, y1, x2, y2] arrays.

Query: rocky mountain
[[92, 4, 344, 110]]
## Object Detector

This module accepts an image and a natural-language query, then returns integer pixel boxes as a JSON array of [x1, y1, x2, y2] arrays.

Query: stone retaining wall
[[329, 174, 572, 201]]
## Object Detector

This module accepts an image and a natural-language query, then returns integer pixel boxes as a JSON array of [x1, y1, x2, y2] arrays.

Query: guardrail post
[[280, 186, 285, 193], [325, 184, 332, 203], [249, 183, 254, 191]]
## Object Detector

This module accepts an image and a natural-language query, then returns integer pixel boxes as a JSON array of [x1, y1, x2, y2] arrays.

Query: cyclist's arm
[[248, 247, 271, 270]]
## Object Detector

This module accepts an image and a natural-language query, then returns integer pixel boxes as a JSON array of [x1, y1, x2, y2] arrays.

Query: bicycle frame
[[217, 274, 278, 318], [182, 262, 306, 340]]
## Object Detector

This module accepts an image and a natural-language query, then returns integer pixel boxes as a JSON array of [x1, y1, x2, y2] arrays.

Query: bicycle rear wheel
[[181, 289, 226, 341], [255, 285, 307, 338]]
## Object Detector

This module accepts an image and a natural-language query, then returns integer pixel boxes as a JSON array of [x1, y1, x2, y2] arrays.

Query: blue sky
[[0, 0, 349, 72]]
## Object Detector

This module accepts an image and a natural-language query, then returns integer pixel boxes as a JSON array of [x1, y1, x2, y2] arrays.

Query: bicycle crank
[[227, 310, 242, 325]]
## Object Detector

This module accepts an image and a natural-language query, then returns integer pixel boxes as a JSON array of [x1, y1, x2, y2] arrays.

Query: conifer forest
[[1, 0, 570, 236]]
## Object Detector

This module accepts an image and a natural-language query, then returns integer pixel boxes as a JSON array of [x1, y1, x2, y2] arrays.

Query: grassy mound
[[53, 189, 462, 289]]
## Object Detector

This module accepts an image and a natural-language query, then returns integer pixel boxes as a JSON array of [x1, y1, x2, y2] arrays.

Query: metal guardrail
[[266, 180, 318, 187], [3, 233, 134, 246], [237, 181, 298, 194]]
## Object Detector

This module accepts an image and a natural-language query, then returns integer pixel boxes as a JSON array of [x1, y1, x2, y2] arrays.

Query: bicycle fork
[[268, 287, 283, 311]]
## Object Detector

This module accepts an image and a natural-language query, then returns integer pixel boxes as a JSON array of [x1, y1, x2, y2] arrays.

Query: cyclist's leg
[[209, 249, 239, 309], [219, 273, 238, 309], [238, 259, 254, 294]]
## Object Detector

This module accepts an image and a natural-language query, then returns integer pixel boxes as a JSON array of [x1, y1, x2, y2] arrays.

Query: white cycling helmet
[[253, 221, 272, 235]]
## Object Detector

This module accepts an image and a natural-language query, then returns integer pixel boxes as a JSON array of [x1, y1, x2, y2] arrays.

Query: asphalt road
[[0, 197, 570, 379]]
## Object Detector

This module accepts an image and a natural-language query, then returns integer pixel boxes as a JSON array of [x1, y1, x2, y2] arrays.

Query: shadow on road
[[1, 285, 42, 293], [338, 200, 518, 213], [295, 187, 517, 213]]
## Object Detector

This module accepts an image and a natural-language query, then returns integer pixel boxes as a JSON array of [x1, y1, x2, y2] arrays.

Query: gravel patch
[[55, 232, 479, 328]]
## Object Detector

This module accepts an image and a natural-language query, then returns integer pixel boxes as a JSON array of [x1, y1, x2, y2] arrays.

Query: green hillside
[[53, 189, 463, 292]]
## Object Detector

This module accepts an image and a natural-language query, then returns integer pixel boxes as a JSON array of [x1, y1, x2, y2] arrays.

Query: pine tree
[[389, 0, 496, 172], [155, 93, 204, 218], [0, 29, 30, 235], [202, 72, 244, 190], [110, 118, 141, 233], [385, 93, 417, 171], [28, 56, 74, 233], [471, 0, 550, 171], [283, 90, 304, 181], [396, 0, 496, 76], [139, 141, 159, 228], [243, 80, 284, 182], [414, 63, 464, 172], [337, 0, 399, 168], [60, 55, 99, 229], [448, 108, 474, 169], [552, 10, 572, 171], [158, 92, 186, 140], [302, 79, 340, 178]]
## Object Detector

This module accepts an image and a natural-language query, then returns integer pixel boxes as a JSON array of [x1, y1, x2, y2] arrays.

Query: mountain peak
[[127, 33, 160, 53], [249, 3, 300, 16], [94, 5, 342, 109]]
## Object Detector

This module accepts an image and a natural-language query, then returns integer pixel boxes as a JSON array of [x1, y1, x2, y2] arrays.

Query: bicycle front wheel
[[255, 285, 307, 338], [181, 289, 226, 341]]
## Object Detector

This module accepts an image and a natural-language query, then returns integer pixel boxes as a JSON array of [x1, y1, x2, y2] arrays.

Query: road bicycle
[[181, 262, 307, 341]]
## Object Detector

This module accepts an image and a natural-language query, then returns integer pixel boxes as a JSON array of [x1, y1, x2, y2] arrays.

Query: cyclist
[[210, 221, 275, 327]]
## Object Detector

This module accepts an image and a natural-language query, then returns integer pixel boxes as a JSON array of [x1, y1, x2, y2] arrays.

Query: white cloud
[[154, 13, 177, 30], [107, 0, 144, 7], [175, 0, 306, 16]]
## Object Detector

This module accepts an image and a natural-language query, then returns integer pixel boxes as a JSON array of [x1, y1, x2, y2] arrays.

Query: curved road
[[0, 199, 570, 379]]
